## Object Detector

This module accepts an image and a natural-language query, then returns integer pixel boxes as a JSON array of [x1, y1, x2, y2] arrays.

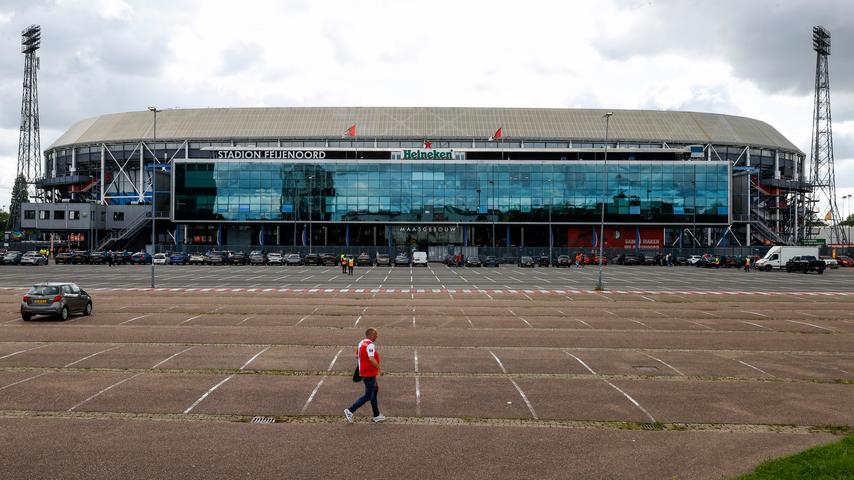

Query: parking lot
[[1, 271, 852, 479], [0, 262, 852, 292]]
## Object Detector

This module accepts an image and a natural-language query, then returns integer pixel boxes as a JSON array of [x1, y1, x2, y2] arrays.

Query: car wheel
[[765, 265, 772, 272], [21, 313, 31, 321], [84, 302, 93, 316], [59, 306, 69, 321]]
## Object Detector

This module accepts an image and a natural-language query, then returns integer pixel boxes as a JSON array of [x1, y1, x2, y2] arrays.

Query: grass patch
[[735, 435, 854, 479]]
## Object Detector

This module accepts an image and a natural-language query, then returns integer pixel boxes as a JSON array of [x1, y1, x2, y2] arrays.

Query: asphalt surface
[[0, 262, 853, 291], [0, 286, 852, 478]]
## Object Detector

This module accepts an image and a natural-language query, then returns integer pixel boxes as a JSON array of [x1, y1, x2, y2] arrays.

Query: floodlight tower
[[806, 26, 846, 244], [9, 25, 42, 231]]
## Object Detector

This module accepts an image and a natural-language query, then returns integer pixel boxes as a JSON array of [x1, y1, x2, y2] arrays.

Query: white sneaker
[[344, 409, 354, 424], [372, 414, 386, 423]]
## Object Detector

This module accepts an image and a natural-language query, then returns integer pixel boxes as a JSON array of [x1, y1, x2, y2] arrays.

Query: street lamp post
[[476, 188, 481, 246], [489, 180, 496, 248], [546, 179, 553, 263], [596, 112, 613, 291], [147, 106, 159, 289], [308, 175, 314, 254]]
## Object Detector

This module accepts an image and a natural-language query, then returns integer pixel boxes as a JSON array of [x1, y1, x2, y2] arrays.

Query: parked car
[[227, 251, 248, 265], [152, 253, 169, 265], [836, 255, 854, 267], [113, 251, 133, 264], [412, 251, 428, 267], [70, 250, 91, 265], [249, 250, 267, 265], [204, 251, 226, 265], [2, 251, 23, 265], [21, 282, 92, 321], [555, 255, 571, 267], [169, 251, 189, 265], [375, 253, 391, 266], [697, 256, 722, 268], [131, 251, 151, 265], [20, 251, 48, 266], [686, 255, 704, 265], [518, 256, 535, 267], [723, 256, 741, 268], [394, 253, 411, 266], [356, 252, 372, 266], [536, 255, 550, 267], [266, 252, 283, 265], [320, 253, 338, 266], [465, 256, 482, 267], [54, 252, 72, 264], [304, 253, 321, 266], [189, 253, 207, 265], [785, 255, 826, 274], [589, 254, 608, 265], [819, 256, 840, 269], [483, 256, 500, 267], [286, 253, 304, 266], [88, 251, 111, 264]]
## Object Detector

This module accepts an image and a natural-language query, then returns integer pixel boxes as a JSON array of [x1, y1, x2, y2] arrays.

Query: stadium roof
[[49, 107, 801, 152]]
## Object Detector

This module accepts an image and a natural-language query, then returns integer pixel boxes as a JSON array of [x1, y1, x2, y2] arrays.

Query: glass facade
[[173, 160, 729, 225]]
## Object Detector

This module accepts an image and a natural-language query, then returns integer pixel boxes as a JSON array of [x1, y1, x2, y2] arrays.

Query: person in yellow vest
[[341, 254, 347, 274], [348, 256, 355, 276]]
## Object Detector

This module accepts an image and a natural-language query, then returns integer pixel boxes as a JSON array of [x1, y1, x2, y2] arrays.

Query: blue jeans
[[348, 376, 379, 417]]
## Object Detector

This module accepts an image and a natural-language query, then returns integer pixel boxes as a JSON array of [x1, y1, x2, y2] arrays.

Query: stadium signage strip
[[398, 225, 458, 233], [216, 150, 327, 159], [402, 149, 454, 159]]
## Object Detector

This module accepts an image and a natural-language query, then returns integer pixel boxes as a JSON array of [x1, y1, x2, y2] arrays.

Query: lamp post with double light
[[147, 106, 159, 288], [596, 112, 613, 291]]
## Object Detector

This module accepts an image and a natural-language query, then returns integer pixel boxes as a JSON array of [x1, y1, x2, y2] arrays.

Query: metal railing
[[97, 213, 152, 251]]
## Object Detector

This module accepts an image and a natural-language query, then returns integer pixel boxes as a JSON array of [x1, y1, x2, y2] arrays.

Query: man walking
[[107, 250, 114, 267], [341, 254, 347, 274], [345, 327, 384, 423], [348, 256, 355, 276]]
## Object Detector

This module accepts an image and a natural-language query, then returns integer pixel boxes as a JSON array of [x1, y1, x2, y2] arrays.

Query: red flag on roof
[[343, 124, 357, 138], [423, 140, 432, 149], [489, 127, 502, 141]]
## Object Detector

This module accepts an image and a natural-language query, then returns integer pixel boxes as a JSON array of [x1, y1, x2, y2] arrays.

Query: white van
[[412, 251, 428, 267], [754, 246, 819, 271]]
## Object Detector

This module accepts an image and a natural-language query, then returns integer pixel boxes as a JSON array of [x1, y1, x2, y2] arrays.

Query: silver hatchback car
[[21, 283, 92, 321]]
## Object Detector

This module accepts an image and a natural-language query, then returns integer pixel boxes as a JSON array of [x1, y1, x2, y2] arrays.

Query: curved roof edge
[[48, 107, 801, 153]]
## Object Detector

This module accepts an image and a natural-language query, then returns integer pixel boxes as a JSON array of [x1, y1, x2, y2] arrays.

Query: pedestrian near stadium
[[341, 254, 347, 274], [348, 256, 354, 275], [345, 327, 385, 423]]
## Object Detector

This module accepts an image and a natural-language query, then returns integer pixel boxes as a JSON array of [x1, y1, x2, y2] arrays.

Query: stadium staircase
[[96, 212, 151, 251]]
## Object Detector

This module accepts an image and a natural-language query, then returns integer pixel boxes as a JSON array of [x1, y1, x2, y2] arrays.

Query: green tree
[[8, 174, 29, 231]]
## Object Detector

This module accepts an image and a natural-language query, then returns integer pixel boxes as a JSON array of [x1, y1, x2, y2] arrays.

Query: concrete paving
[[1, 262, 853, 291], [0, 287, 852, 479]]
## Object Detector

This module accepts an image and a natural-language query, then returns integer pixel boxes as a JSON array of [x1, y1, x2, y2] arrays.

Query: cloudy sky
[[0, 0, 852, 214]]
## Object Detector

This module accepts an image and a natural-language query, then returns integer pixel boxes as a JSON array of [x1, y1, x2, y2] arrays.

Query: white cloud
[[0, 0, 850, 206]]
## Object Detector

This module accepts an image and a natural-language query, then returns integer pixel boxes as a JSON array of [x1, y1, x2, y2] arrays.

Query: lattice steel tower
[[807, 26, 846, 244], [10, 25, 42, 231]]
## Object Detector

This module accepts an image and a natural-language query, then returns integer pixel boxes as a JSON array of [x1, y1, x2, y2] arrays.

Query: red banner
[[565, 226, 663, 250]]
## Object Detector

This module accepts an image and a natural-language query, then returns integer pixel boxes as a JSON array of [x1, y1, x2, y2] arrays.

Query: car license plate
[[33, 299, 48, 304]]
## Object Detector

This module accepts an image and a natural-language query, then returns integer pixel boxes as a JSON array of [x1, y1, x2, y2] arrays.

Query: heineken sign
[[402, 149, 454, 160], [216, 150, 326, 159]]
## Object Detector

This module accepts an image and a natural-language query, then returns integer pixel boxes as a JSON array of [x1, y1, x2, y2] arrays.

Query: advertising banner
[[566, 225, 663, 250]]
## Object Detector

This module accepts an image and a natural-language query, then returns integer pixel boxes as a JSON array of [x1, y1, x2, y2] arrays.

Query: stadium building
[[21, 107, 808, 255]]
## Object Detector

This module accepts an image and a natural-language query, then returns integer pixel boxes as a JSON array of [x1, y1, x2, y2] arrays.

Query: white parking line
[[488, 350, 537, 419], [295, 306, 320, 326], [565, 351, 656, 422], [0, 343, 50, 360], [184, 375, 235, 414], [739, 320, 774, 331], [414, 350, 421, 417], [786, 320, 835, 332], [64, 346, 121, 368], [741, 310, 770, 318], [151, 346, 195, 368], [639, 352, 685, 376], [737, 360, 775, 377], [240, 346, 271, 370], [301, 348, 343, 413], [0, 372, 48, 392], [68, 372, 145, 412], [179, 314, 202, 325], [119, 315, 148, 325]]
